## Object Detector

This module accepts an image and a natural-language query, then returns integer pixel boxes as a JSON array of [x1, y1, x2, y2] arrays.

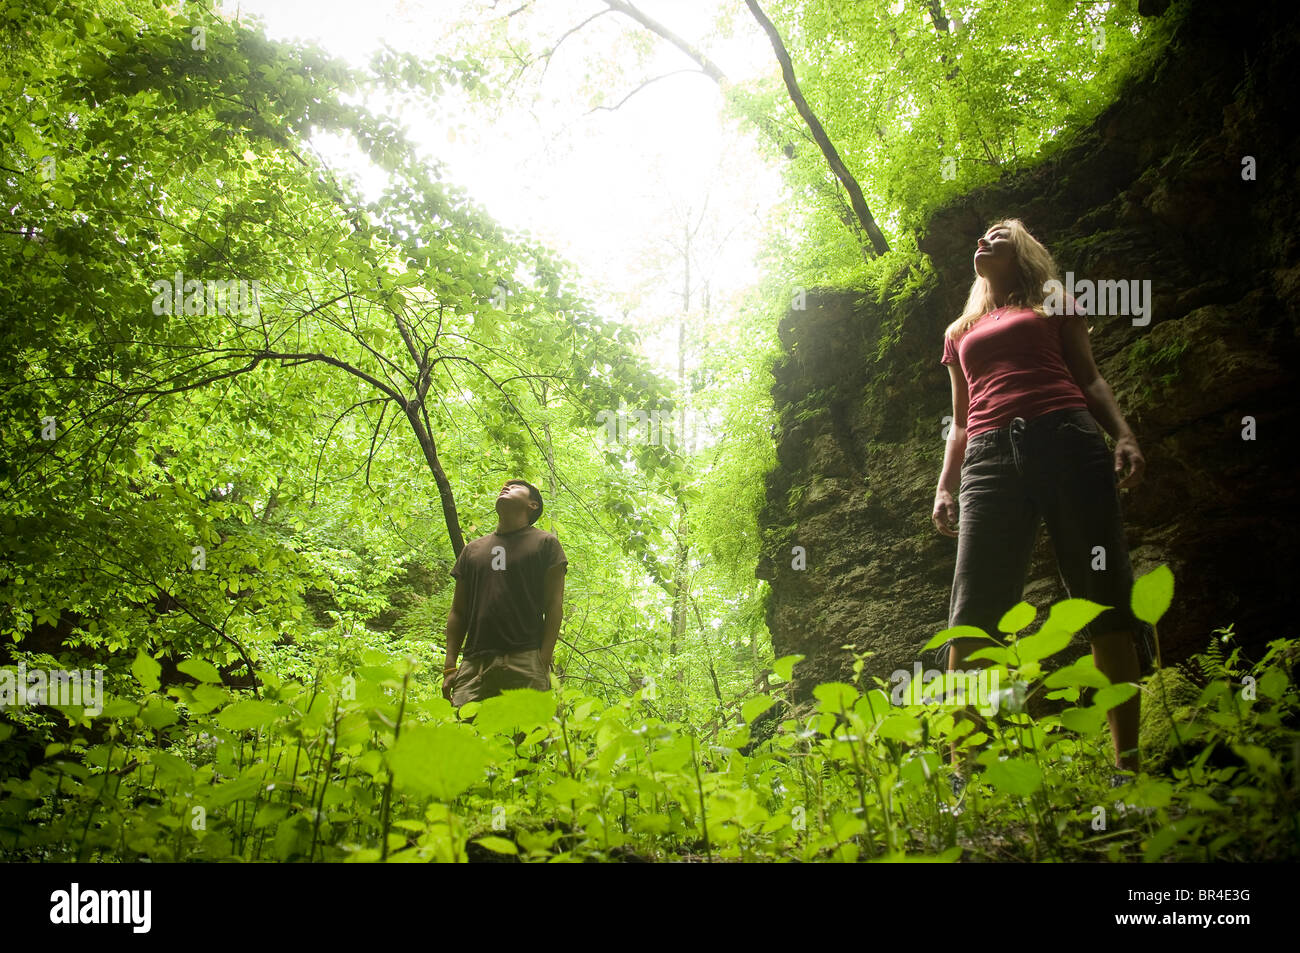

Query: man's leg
[[451, 655, 487, 707], [500, 649, 551, 692], [495, 650, 552, 752], [460, 651, 548, 707]]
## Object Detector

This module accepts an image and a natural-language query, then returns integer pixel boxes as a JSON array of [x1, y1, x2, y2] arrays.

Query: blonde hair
[[944, 218, 1062, 340]]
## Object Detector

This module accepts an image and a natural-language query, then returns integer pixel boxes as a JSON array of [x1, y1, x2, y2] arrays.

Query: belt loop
[[1009, 417, 1027, 475]]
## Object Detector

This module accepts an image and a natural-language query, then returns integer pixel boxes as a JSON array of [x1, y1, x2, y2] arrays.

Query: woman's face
[[973, 225, 1015, 279]]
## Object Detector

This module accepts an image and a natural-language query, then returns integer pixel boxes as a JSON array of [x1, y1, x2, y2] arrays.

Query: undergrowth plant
[[0, 567, 1294, 862]]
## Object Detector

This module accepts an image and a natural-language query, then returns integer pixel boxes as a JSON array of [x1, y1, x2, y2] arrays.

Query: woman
[[931, 218, 1144, 778]]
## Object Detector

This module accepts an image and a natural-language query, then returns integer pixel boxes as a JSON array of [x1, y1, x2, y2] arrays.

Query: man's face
[[496, 482, 536, 518]]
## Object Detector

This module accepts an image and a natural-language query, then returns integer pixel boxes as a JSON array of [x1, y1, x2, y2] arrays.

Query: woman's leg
[[948, 637, 992, 774], [946, 432, 1038, 773], [1091, 630, 1141, 772], [1036, 410, 1143, 773]]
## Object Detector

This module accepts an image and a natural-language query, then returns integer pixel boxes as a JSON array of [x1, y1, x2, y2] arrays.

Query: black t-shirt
[[451, 526, 567, 658]]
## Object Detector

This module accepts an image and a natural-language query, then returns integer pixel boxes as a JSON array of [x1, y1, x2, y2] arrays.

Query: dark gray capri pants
[[944, 407, 1138, 662]]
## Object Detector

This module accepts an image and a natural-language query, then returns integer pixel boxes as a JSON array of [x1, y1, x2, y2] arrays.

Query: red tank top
[[941, 306, 1088, 436]]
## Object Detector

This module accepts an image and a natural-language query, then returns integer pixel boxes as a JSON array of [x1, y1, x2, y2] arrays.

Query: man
[[442, 479, 566, 705]]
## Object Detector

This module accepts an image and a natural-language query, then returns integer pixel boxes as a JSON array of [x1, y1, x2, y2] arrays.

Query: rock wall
[[757, 0, 1300, 699]]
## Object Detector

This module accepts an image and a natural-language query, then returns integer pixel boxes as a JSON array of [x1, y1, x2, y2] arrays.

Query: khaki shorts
[[451, 649, 550, 706]]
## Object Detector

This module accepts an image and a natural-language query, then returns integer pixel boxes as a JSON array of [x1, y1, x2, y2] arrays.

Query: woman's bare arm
[[933, 361, 969, 535], [1059, 314, 1146, 488]]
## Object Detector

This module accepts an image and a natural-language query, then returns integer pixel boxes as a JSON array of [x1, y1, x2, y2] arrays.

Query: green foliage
[[1, 567, 1294, 862], [731, 0, 1160, 284], [1, 0, 696, 713], [1126, 334, 1190, 400]]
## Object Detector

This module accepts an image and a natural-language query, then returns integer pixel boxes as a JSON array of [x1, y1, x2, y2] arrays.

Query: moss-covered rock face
[[758, 0, 1300, 702], [1139, 667, 1206, 775]]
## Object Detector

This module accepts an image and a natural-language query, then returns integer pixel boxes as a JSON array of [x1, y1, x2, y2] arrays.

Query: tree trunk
[[744, 0, 890, 256], [405, 405, 466, 556]]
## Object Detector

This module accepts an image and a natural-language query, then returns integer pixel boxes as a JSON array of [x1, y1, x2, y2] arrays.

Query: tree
[[1, 0, 678, 680]]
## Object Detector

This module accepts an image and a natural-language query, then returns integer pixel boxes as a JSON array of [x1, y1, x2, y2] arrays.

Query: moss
[[1138, 666, 1204, 774], [1124, 331, 1191, 405]]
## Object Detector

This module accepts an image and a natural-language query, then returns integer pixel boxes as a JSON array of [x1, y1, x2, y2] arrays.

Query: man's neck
[[494, 514, 530, 535]]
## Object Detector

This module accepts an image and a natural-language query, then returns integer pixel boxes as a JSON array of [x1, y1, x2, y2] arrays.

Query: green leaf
[[1042, 598, 1107, 634], [741, 695, 776, 725], [877, 713, 922, 744], [474, 836, 519, 855], [132, 650, 161, 692], [149, 751, 193, 783], [718, 725, 751, 749], [633, 814, 670, 835], [965, 645, 1009, 665], [1060, 705, 1106, 734], [1092, 682, 1138, 713], [1132, 779, 1174, 809], [1131, 565, 1174, 625], [547, 776, 587, 803], [921, 624, 992, 652], [813, 682, 859, 713], [189, 684, 230, 714], [772, 654, 804, 682], [1232, 744, 1280, 776], [208, 776, 263, 807], [1043, 656, 1110, 690], [274, 814, 309, 861], [387, 723, 491, 801], [1257, 667, 1288, 701], [1011, 626, 1073, 665], [216, 699, 284, 731], [474, 688, 555, 736], [997, 602, 1036, 634], [177, 659, 222, 683], [140, 698, 179, 729], [855, 689, 891, 723], [100, 698, 140, 719], [984, 757, 1042, 797]]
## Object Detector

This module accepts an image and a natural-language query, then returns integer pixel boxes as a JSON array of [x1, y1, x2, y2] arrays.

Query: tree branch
[[587, 68, 702, 113], [744, 0, 890, 256], [601, 0, 727, 83]]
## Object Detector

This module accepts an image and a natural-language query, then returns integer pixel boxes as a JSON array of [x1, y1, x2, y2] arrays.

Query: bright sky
[[226, 0, 786, 376]]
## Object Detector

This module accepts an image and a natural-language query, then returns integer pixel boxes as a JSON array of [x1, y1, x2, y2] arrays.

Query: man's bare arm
[[442, 577, 469, 700], [539, 564, 566, 668]]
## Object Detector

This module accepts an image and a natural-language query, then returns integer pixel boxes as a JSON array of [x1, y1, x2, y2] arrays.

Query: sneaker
[[941, 773, 967, 818]]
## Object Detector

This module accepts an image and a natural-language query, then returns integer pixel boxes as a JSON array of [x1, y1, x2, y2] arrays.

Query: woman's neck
[[987, 277, 1015, 310]]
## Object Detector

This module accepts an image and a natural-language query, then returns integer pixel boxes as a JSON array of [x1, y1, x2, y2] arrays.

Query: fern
[[1194, 635, 1230, 681]]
